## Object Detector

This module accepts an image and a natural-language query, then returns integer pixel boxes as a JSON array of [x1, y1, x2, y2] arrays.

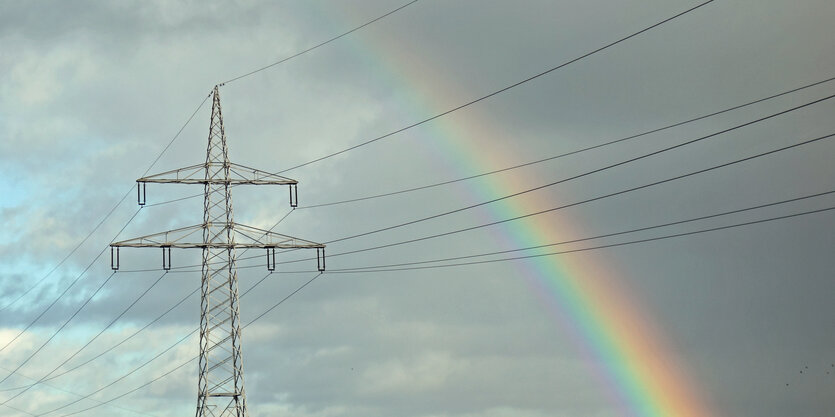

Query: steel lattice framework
[[111, 86, 324, 417]]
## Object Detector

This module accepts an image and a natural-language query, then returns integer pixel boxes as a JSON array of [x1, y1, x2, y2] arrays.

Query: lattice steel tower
[[111, 86, 325, 417]]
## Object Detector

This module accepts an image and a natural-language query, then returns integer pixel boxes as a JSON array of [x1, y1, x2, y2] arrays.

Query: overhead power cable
[[2, 286, 200, 391], [41, 193, 835, 415], [0, 93, 210, 314], [30, 130, 833, 407], [321, 93, 835, 246], [1, 2, 379, 385], [4, 0, 390, 309], [0, 207, 119, 314], [324, 206, 835, 274], [33, 208, 292, 388], [0, 366, 155, 417], [116, 108, 835, 276], [47, 131, 827, 412], [124, 85, 835, 273], [2, 5, 370, 385], [232, 129, 835, 270], [143, 193, 202, 208], [59, 272, 327, 417], [35, 323, 196, 417], [221, 0, 420, 85], [276, 0, 716, 174], [0, 271, 117, 387], [139, 74, 835, 211], [119, 128, 835, 279], [57, 357, 193, 417], [34, 271, 322, 417], [243, 272, 323, 327], [0, 272, 168, 405], [0, 402, 32, 416], [298, 75, 835, 209], [2, 0, 382, 359], [0, 207, 142, 357], [330, 190, 835, 272], [0, 211, 297, 398], [6, 271, 258, 406]]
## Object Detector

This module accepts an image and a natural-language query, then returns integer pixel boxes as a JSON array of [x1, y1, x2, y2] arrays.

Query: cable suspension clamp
[[266, 247, 276, 271], [317, 247, 326, 272], [162, 246, 172, 270], [111, 247, 119, 271], [137, 181, 146, 206], [289, 183, 298, 208]]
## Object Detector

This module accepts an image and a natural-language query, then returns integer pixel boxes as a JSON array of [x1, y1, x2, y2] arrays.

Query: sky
[[1, 1, 834, 416]]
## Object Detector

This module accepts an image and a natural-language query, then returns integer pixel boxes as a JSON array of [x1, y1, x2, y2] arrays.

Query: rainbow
[[312, 4, 713, 416]]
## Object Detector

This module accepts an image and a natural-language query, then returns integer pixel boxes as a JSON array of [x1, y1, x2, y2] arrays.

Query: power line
[[245, 130, 835, 269], [57, 357, 193, 417], [0, 271, 117, 387], [3, 0, 407, 390], [2, 1, 719, 411], [140, 93, 213, 179], [46, 193, 835, 416], [13, 1, 414, 324], [0, 206, 154, 398], [30, 127, 833, 410], [24, 270, 297, 414], [59, 0, 407, 214], [37, 266, 289, 413], [117, 120, 835, 276], [244, 272, 323, 327], [11, 255, 282, 410], [21, 115, 816, 412], [61, 196, 835, 414], [0, 211, 298, 396], [0, 207, 142, 356], [3, 247, 282, 404], [34, 271, 322, 417], [137, 74, 835, 212], [143, 192, 203, 208], [0, 204, 120, 313], [35, 323, 197, 417], [2, 17, 368, 385], [18, 2, 816, 406], [0, 405, 34, 416], [324, 206, 835, 274], [321, 93, 835, 246], [329, 190, 835, 272], [0, 272, 168, 405], [220, 0, 420, 85], [0, 94, 211, 314], [121, 87, 835, 273], [297, 75, 835, 210], [22, 286, 198, 389], [4, 10, 374, 389], [275, 0, 717, 174], [4, 0, 381, 360], [52, 273, 326, 417], [123, 77, 835, 272], [115, 129, 835, 281], [27, 2, 829, 412], [0, 366, 156, 417]]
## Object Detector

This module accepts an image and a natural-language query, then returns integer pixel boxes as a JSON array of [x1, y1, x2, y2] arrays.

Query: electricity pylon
[[111, 85, 325, 417]]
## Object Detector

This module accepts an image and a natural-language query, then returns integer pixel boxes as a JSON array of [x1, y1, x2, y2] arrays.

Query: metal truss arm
[[138, 162, 298, 185], [110, 223, 325, 271], [111, 223, 323, 249]]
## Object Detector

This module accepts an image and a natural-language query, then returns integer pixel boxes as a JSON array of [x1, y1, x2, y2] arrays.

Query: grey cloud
[[1, 1, 834, 417]]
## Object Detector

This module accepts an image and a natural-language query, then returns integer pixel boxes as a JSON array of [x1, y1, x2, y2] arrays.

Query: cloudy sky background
[[1, 1, 834, 416]]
